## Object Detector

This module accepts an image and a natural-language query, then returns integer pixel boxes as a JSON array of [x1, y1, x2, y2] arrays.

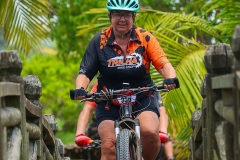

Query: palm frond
[[76, 8, 109, 37], [150, 31, 206, 158], [151, 32, 206, 131], [137, 9, 221, 41], [2, 0, 53, 54], [0, 0, 9, 26]]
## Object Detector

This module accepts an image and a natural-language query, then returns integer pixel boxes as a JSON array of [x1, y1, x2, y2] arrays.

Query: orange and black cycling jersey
[[79, 25, 169, 91]]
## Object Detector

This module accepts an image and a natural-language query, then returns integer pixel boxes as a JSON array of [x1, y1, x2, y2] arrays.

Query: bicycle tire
[[155, 143, 165, 160], [116, 129, 138, 160]]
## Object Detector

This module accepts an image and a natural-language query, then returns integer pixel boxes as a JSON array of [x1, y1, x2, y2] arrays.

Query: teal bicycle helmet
[[106, 0, 139, 12]]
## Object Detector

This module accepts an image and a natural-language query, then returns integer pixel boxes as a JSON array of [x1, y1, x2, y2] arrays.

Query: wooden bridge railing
[[0, 50, 70, 160], [189, 25, 240, 160]]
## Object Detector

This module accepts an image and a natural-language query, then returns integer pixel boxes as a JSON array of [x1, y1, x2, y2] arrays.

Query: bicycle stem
[[121, 105, 132, 119]]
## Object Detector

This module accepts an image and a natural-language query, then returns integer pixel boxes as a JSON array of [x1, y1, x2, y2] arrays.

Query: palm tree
[[0, 0, 53, 54]]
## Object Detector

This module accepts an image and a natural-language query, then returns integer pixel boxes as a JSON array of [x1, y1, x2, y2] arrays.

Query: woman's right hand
[[74, 87, 88, 99]]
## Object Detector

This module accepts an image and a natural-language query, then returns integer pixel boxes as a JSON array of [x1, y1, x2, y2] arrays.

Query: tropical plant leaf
[[200, 0, 240, 43], [0, 0, 9, 26], [137, 10, 221, 41], [1, 0, 53, 54], [150, 31, 207, 134]]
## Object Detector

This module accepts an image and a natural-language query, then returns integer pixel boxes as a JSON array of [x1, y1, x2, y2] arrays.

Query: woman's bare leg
[[137, 111, 160, 160], [98, 120, 116, 160]]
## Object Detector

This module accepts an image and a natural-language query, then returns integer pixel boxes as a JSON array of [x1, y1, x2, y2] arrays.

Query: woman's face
[[110, 11, 134, 34]]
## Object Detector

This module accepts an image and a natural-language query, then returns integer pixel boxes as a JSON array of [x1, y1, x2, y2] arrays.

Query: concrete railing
[[0, 50, 70, 160], [189, 25, 240, 160]]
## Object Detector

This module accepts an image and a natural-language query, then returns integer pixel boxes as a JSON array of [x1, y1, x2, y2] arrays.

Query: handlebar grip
[[70, 89, 75, 100], [174, 77, 180, 88], [70, 89, 93, 100], [156, 86, 164, 90]]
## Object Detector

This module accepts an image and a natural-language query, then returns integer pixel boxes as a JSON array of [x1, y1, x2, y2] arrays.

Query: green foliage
[[50, 0, 106, 59], [140, 0, 196, 13], [201, 0, 240, 43], [55, 118, 76, 144], [186, 0, 240, 44], [137, 10, 222, 44]]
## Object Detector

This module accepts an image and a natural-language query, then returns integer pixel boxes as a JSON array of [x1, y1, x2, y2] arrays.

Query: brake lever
[[155, 89, 169, 92], [80, 97, 94, 102]]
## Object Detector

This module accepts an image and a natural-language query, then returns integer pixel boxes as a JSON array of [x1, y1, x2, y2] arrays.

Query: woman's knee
[[141, 128, 159, 140], [101, 139, 115, 153], [138, 112, 159, 142]]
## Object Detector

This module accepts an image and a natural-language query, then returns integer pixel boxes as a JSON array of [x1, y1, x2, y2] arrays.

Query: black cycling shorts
[[95, 92, 160, 127]]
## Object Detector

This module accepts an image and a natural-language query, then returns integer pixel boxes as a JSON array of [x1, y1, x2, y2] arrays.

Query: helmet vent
[[109, 0, 115, 6], [129, 2, 136, 8], [116, 0, 120, 6], [126, 0, 130, 5]]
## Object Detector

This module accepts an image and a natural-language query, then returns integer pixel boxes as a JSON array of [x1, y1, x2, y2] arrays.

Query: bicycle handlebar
[[70, 85, 168, 101]]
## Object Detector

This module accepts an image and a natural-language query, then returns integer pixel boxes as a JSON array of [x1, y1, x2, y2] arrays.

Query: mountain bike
[[70, 83, 169, 160]]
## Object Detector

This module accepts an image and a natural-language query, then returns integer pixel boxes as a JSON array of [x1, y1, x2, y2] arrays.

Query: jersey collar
[[107, 25, 140, 45]]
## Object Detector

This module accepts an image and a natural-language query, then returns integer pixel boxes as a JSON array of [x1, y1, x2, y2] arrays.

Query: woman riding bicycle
[[75, 82, 175, 160], [73, 0, 179, 159]]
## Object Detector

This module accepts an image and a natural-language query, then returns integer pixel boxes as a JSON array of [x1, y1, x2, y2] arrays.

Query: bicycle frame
[[114, 83, 142, 160]]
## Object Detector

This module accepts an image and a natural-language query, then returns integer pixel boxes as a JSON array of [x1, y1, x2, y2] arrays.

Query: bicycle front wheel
[[116, 129, 140, 160]]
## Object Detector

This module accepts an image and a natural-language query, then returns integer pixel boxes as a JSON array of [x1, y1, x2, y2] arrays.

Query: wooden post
[[0, 86, 2, 160], [200, 75, 208, 160], [204, 43, 234, 159], [190, 110, 202, 160], [202, 98, 208, 160], [232, 25, 240, 160], [23, 74, 43, 160], [0, 50, 27, 160], [7, 127, 22, 160], [1, 50, 70, 159]]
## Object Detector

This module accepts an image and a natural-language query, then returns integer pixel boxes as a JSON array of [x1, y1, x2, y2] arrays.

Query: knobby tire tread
[[117, 129, 136, 160]]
